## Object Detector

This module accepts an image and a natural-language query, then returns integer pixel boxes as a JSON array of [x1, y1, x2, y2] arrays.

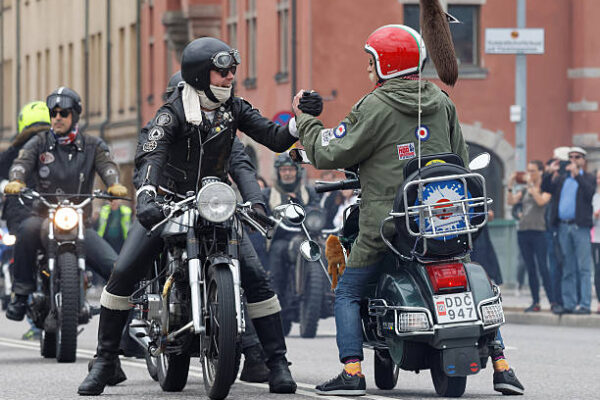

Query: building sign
[[485, 28, 545, 54]]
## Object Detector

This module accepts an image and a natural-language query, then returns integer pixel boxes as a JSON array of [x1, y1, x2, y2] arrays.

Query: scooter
[[291, 149, 504, 397]]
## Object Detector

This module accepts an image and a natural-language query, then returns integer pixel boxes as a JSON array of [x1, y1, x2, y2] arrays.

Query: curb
[[504, 309, 600, 328]]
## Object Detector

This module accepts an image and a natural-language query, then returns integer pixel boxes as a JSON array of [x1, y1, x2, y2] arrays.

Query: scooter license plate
[[432, 292, 477, 324]]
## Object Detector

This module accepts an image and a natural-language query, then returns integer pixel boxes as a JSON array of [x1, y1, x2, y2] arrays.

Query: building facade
[[1, 0, 600, 218]]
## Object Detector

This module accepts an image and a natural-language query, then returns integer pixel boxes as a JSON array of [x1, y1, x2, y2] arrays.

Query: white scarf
[[182, 83, 232, 126]]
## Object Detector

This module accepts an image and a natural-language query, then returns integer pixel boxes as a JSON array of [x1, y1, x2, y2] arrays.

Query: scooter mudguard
[[441, 346, 481, 377]]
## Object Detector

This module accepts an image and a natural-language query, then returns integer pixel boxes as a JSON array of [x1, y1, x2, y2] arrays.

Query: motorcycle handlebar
[[315, 179, 360, 193]]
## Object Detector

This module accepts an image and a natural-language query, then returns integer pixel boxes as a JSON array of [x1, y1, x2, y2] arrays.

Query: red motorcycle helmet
[[364, 24, 427, 81]]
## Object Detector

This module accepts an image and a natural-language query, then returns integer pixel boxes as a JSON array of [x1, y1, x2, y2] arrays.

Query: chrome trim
[[477, 284, 505, 329], [228, 259, 245, 335], [188, 258, 203, 334]]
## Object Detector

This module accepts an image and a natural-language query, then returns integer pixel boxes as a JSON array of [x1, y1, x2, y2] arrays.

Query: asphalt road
[[0, 310, 598, 400]]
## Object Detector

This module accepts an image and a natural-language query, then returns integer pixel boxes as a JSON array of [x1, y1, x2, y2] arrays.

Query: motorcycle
[[291, 149, 504, 398], [128, 177, 276, 400], [0, 226, 16, 310], [272, 206, 338, 338], [17, 189, 125, 363]]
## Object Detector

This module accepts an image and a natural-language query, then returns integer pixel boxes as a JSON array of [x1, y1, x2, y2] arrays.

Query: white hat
[[569, 146, 587, 156], [553, 146, 571, 161]]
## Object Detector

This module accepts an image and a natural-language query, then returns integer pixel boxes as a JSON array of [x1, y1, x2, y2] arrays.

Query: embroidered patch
[[425, 159, 446, 166], [334, 123, 347, 138], [155, 112, 173, 127], [415, 125, 430, 141], [104, 168, 117, 176], [39, 152, 56, 164], [321, 128, 334, 147], [148, 126, 165, 141], [38, 166, 50, 178], [397, 143, 416, 160], [347, 112, 358, 125], [11, 165, 26, 175], [143, 141, 157, 152]]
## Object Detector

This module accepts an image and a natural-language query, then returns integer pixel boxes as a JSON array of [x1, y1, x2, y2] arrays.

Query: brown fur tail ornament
[[419, 0, 458, 86], [325, 235, 346, 289]]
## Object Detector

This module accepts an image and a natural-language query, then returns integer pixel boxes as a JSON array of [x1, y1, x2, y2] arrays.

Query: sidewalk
[[501, 287, 600, 328]]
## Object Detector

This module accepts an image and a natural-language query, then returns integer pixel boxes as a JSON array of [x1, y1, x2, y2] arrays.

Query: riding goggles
[[211, 49, 241, 70]]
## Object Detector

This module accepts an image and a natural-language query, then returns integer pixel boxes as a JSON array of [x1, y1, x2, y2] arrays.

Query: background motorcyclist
[[3, 87, 128, 322], [0, 101, 51, 340], [292, 22, 523, 396], [263, 152, 319, 298], [79, 37, 298, 396]]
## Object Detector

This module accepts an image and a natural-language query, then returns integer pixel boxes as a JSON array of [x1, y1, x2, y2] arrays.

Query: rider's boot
[[252, 312, 297, 393], [87, 356, 127, 386], [6, 293, 28, 321], [78, 306, 129, 395], [240, 343, 270, 383], [490, 338, 524, 395]]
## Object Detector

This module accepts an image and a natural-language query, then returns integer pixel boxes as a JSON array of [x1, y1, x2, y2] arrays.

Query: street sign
[[272, 111, 294, 126], [485, 28, 545, 54]]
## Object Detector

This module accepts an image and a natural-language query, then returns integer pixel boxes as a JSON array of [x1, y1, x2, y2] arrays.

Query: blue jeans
[[545, 228, 563, 306], [334, 262, 382, 362], [558, 223, 592, 310], [517, 230, 554, 304]]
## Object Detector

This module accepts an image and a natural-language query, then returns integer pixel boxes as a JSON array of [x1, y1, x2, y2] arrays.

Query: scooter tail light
[[426, 262, 468, 294]]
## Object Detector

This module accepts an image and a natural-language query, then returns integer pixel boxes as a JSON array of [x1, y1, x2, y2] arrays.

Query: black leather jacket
[[135, 89, 297, 198]]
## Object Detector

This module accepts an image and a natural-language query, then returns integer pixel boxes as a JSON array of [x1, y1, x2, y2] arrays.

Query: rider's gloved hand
[[136, 190, 164, 230], [4, 180, 25, 194], [107, 183, 128, 197], [298, 91, 323, 117], [251, 203, 267, 218]]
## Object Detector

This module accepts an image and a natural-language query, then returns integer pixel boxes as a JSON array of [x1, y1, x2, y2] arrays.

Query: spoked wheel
[[299, 262, 324, 338], [374, 348, 399, 390], [201, 265, 239, 400], [157, 350, 191, 391], [145, 352, 159, 382], [55, 251, 79, 363], [430, 352, 467, 397]]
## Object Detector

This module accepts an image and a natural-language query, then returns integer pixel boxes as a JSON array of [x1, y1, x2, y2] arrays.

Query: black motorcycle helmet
[[274, 153, 302, 193], [180, 37, 240, 103], [163, 71, 183, 101], [46, 86, 82, 130]]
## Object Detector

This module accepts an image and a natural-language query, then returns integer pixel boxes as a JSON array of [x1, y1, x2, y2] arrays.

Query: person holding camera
[[508, 161, 554, 312], [542, 147, 596, 314]]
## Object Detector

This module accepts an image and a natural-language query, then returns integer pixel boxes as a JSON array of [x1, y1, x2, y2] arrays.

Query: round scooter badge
[[415, 125, 430, 141]]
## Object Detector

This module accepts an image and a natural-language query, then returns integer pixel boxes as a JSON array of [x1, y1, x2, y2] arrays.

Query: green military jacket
[[297, 78, 469, 268]]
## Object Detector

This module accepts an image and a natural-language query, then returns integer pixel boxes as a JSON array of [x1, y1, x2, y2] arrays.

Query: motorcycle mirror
[[288, 148, 311, 164], [469, 153, 491, 171], [283, 203, 306, 225], [299, 240, 321, 262]]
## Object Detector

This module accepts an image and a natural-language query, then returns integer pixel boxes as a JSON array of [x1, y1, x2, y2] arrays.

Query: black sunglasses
[[215, 65, 237, 78], [50, 109, 71, 118]]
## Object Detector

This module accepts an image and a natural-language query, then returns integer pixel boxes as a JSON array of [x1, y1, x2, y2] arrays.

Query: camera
[[515, 171, 528, 184], [558, 160, 570, 175]]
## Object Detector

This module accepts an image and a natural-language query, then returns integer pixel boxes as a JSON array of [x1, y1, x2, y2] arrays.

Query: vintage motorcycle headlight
[[481, 302, 504, 326], [196, 182, 237, 223], [1, 234, 16, 246], [54, 207, 79, 231], [304, 209, 326, 232]]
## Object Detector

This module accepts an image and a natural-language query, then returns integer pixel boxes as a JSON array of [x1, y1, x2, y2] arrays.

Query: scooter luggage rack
[[387, 172, 492, 258]]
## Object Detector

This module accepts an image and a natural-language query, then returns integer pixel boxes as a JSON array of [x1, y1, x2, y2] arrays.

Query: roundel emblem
[[415, 125, 430, 141], [334, 122, 347, 138], [148, 126, 165, 141]]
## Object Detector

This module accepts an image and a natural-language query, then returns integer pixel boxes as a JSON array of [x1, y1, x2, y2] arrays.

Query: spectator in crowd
[[544, 157, 564, 311], [507, 161, 554, 311], [542, 147, 595, 314], [591, 169, 600, 314]]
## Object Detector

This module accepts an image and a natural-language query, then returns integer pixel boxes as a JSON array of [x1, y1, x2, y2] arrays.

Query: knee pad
[[247, 295, 281, 319], [100, 288, 132, 311]]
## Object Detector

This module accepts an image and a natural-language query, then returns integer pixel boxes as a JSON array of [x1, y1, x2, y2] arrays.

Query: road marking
[[0, 337, 398, 400]]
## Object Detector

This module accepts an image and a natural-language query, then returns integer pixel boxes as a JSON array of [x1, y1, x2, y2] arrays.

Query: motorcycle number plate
[[432, 292, 477, 324]]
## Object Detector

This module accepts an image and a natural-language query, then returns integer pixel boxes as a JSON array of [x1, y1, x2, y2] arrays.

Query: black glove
[[136, 190, 164, 230], [298, 91, 323, 117]]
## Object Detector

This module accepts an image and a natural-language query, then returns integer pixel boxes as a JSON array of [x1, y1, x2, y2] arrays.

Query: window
[[226, 0, 238, 49], [244, 0, 257, 89], [275, 0, 289, 82], [68, 43, 74, 89], [58, 45, 64, 85], [36, 51, 42, 99], [118, 27, 125, 113], [2, 60, 14, 136], [129, 24, 137, 111], [403, 3, 481, 71]]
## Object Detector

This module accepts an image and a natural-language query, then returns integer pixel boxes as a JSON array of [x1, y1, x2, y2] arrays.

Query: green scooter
[[293, 150, 504, 398]]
